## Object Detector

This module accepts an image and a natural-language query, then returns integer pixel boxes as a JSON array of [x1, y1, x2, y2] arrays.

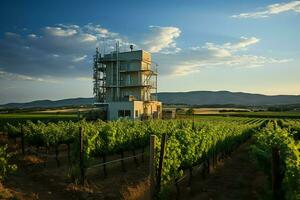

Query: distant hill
[[157, 91, 300, 106], [1, 98, 94, 109], [1, 91, 300, 109]]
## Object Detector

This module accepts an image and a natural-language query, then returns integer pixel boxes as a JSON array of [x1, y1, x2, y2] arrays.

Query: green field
[[0, 113, 77, 119], [1, 111, 299, 199], [183, 111, 300, 119], [0, 113, 78, 129]]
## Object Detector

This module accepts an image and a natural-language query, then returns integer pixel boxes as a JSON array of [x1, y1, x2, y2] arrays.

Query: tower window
[[125, 110, 131, 117]]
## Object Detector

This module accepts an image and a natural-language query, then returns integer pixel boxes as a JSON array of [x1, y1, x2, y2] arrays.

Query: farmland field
[[2, 115, 299, 199], [0, 113, 78, 129], [178, 109, 300, 119], [2, 1, 300, 199], [0, 114, 299, 200], [0, 113, 77, 119]]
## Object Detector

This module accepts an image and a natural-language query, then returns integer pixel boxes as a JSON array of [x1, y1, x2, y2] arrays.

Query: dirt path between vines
[[173, 141, 269, 200], [0, 135, 150, 200], [2, 152, 150, 200]]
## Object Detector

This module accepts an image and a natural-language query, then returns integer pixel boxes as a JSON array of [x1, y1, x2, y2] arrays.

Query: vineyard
[[0, 117, 299, 199], [251, 120, 300, 199]]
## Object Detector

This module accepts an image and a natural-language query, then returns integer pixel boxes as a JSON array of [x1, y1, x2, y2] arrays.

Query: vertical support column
[[150, 135, 156, 199]]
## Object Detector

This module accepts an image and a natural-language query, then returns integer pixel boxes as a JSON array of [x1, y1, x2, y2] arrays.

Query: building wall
[[120, 88, 142, 101], [104, 50, 154, 102], [120, 72, 140, 86], [103, 50, 161, 120], [162, 109, 176, 119], [108, 101, 134, 120], [107, 100, 162, 120], [133, 101, 144, 119], [143, 101, 162, 119]]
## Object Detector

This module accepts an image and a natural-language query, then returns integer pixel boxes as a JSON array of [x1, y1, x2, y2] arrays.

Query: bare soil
[[169, 141, 269, 200], [0, 135, 150, 200]]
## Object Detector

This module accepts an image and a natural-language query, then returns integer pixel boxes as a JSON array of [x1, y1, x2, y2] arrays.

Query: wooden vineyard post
[[188, 167, 193, 187], [5, 125, 8, 139], [79, 127, 85, 185], [21, 125, 25, 155], [67, 143, 71, 164], [120, 150, 126, 172], [103, 154, 107, 177], [150, 135, 156, 199], [133, 149, 139, 167], [272, 147, 282, 200], [55, 145, 60, 167], [207, 157, 210, 174], [212, 150, 215, 168], [156, 133, 167, 195], [141, 146, 145, 163]]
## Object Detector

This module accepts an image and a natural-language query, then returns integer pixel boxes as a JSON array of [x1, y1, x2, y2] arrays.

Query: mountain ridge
[[1, 91, 300, 109]]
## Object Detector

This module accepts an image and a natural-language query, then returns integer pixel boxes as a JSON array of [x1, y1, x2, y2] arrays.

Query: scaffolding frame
[[93, 48, 106, 103], [93, 44, 158, 103]]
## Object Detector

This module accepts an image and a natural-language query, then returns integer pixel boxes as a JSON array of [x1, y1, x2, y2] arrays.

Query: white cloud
[[0, 24, 290, 80], [232, 1, 300, 18], [195, 37, 260, 58], [0, 24, 130, 78], [28, 34, 38, 38], [0, 69, 57, 83], [44, 26, 77, 37], [0, 24, 183, 79], [200, 43, 232, 58], [156, 37, 290, 76], [225, 37, 260, 50], [142, 26, 181, 54], [171, 55, 290, 76], [80, 34, 97, 42], [73, 55, 87, 62]]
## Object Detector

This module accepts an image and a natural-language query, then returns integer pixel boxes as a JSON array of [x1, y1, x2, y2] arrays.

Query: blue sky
[[0, 0, 299, 104]]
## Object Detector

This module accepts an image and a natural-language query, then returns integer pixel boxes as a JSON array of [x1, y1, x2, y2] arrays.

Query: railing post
[[150, 135, 156, 199]]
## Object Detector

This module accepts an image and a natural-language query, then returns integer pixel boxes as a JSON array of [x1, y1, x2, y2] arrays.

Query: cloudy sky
[[0, 0, 299, 104]]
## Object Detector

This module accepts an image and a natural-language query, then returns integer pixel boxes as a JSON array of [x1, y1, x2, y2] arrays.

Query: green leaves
[[153, 120, 256, 189], [0, 145, 17, 182], [252, 120, 300, 200], [9, 118, 260, 192]]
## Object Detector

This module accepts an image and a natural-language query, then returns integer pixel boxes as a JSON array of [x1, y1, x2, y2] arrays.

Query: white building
[[93, 44, 162, 120]]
